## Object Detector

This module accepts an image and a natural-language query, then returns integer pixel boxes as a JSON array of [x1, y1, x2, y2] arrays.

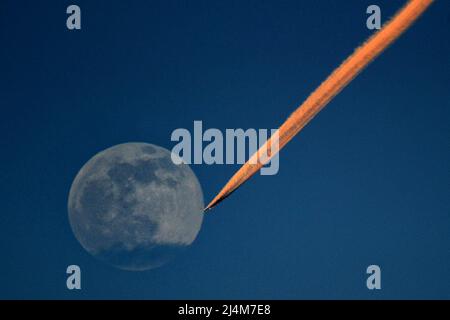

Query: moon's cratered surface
[[68, 143, 204, 271]]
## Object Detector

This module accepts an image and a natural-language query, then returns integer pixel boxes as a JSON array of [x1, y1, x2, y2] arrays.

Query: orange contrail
[[205, 0, 434, 211]]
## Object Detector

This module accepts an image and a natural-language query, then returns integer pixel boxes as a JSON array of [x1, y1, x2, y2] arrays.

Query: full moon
[[68, 143, 204, 271]]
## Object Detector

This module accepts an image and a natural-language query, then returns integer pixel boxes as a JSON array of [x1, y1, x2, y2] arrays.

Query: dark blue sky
[[0, 0, 449, 299]]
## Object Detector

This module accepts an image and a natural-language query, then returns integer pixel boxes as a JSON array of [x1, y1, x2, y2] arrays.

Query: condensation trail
[[205, 0, 434, 211]]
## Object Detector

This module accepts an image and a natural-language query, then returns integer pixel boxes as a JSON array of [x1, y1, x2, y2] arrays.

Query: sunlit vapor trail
[[205, 0, 434, 212]]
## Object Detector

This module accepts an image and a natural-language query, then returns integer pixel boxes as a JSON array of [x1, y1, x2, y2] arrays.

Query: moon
[[68, 143, 204, 271]]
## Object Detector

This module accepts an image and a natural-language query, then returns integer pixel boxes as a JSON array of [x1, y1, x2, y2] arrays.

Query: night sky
[[0, 0, 449, 299]]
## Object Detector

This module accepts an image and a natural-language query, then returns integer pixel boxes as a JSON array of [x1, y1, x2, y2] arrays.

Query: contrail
[[205, 0, 434, 212]]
